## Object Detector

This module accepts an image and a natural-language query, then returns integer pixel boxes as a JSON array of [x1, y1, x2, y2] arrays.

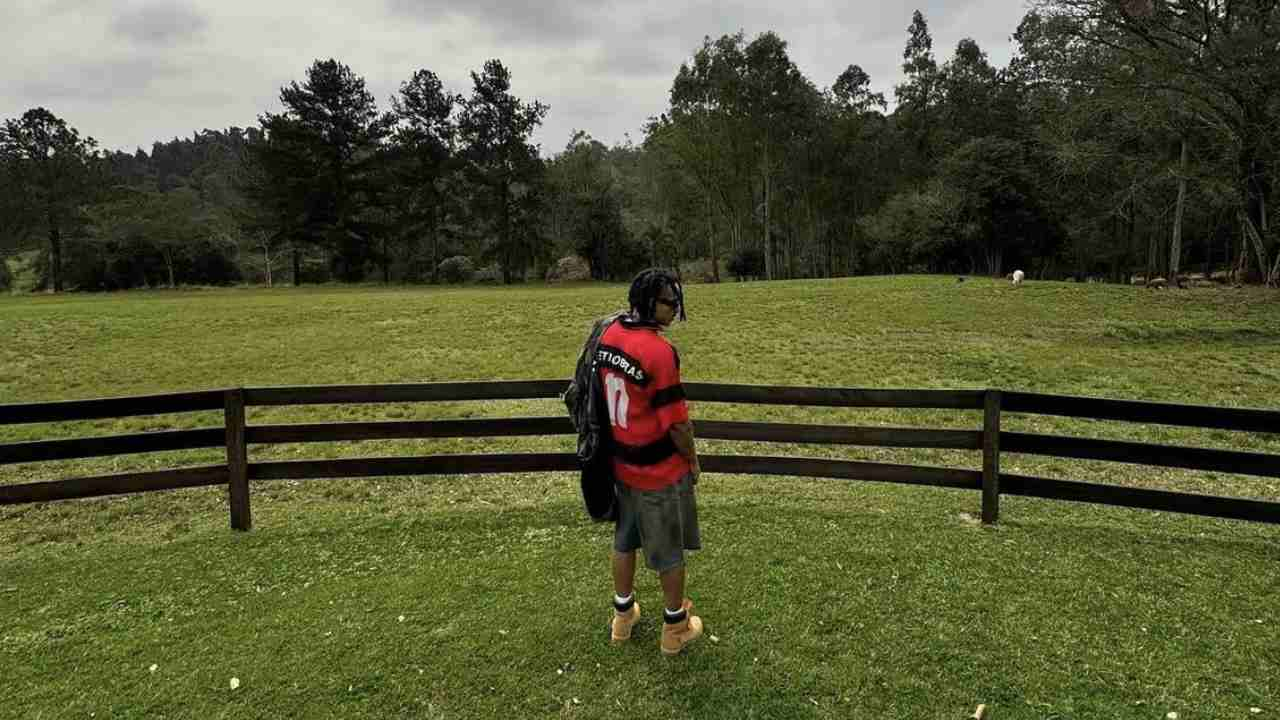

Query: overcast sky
[[3, 0, 1031, 156]]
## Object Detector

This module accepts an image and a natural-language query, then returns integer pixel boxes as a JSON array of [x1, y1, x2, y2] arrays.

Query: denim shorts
[[613, 474, 701, 573]]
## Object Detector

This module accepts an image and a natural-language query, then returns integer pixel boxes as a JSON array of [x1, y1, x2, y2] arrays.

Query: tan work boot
[[610, 602, 641, 644], [660, 599, 703, 656]]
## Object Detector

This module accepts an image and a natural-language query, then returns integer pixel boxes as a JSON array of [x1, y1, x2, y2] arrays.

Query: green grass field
[[2, 276, 1279, 719]]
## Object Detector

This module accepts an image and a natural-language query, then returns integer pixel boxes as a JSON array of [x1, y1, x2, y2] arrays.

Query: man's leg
[[612, 549, 637, 597], [653, 475, 703, 655], [610, 549, 641, 644], [658, 564, 684, 612], [658, 562, 702, 655], [611, 485, 642, 645]]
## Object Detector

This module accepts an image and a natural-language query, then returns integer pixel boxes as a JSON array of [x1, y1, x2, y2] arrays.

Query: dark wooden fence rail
[[2, 382, 1277, 530], [996, 391, 1280, 524]]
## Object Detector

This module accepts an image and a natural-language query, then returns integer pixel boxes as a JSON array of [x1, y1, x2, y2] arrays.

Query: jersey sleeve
[[649, 342, 689, 430]]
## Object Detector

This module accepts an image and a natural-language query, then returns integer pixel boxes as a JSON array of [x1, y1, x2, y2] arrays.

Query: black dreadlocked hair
[[627, 267, 686, 323]]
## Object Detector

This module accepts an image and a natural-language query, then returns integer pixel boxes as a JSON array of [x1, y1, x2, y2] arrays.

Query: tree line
[[2, 1, 1278, 292]]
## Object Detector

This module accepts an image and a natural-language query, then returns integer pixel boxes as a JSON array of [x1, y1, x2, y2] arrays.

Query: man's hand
[[670, 421, 699, 484]]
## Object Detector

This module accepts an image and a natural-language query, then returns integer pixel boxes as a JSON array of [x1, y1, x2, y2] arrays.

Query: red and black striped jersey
[[597, 319, 691, 490]]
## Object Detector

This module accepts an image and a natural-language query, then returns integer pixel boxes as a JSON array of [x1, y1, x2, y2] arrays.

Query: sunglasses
[[656, 297, 679, 309]]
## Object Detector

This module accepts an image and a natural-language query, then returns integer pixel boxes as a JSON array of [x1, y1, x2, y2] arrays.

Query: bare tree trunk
[[783, 228, 793, 279], [1108, 213, 1121, 283], [706, 192, 719, 283], [1261, 188, 1269, 233], [1145, 225, 1158, 285], [429, 205, 439, 284], [1126, 195, 1136, 283], [1240, 211, 1275, 286], [263, 243, 273, 288], [763, 146, 773, 281], [1261, 190, 1274, 284], [293, 247, 302, 286], [827, 229, 834, 279], [164, 248, 176, 288], [381, 237, 390, 284], [985, 248, 1002, 277], [1203, 224, 1212, 280], [48, 215, 63, 293], [1242, 212, 1264, 280], [1242, 138, 1269, 236], [1234, 227, 1249, 283], [1169, 137, 1189, 285], [824, 221, 832, 279], [780, 205, 789, 279], [501, 179, 512, 284]]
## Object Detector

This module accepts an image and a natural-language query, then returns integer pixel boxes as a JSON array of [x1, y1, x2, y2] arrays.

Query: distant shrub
[[32, 240, 242, 291], [678, 258, 718, 284], [186, 241, 242, 286], [727, 248, 765, 281], [545, 255, 591, 282], [474, 262, 503, 284], [608, 237, 653, 281], [438, 255, 475, 284], [0, 258, 11, 291], [294, 254, 332, 284]]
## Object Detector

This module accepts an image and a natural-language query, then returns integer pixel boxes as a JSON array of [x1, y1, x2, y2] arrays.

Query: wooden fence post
[[224, 388, 251, 531], [982, 389, 1001, 525]]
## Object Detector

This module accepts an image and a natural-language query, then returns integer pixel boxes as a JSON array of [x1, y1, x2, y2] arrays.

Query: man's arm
[[670, 421, 700, 481]]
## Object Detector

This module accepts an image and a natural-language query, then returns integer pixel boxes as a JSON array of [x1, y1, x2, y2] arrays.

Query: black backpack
[[563, 312, 625, 521]]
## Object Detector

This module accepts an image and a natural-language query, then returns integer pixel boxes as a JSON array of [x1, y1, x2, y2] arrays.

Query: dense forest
[[2, 2, 1278, 292]]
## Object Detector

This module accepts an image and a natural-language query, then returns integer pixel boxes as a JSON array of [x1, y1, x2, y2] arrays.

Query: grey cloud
[[5, 0, 1030, 155], [18, 57, 187, 102], [385, 0, 597, 43], [590, 42, 677, 78], [112, 3, 208, 45], [634, 2, 791, 44], [381, 1, 1006, 88]]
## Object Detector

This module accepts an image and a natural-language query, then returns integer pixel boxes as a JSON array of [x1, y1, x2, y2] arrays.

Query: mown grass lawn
[[2, 276, 1279, 719]]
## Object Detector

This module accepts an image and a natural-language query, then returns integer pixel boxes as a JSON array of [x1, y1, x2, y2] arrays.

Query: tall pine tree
[[253, 59, 394, 282], [0, 108, 100, 291], [457, 60, 549, 284]]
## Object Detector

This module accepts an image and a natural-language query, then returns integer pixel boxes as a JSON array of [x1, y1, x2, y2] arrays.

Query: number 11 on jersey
[[604, 373, 629, 429]]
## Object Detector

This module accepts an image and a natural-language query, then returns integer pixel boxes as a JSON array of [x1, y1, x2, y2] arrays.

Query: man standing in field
[[601, 268, 704, 655]]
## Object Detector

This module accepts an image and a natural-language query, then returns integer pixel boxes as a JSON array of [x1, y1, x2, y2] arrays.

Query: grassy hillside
[[2, 277, 1278, 719]]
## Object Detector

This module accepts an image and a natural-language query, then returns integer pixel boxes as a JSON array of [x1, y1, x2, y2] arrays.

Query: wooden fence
[[2, 382, 1278, 530]]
